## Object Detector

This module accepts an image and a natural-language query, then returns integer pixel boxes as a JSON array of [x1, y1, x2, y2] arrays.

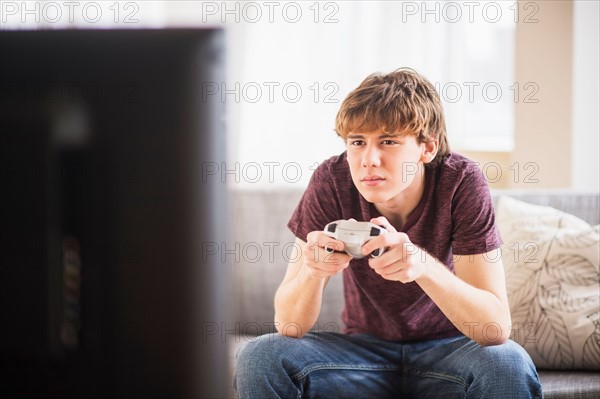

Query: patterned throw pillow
[[496, 196, 599, 370]]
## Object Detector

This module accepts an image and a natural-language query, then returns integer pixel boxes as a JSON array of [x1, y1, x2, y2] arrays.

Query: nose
[[361, 144, 381, 168]]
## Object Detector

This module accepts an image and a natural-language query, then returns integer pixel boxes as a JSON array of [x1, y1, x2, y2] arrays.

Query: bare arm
[[415, 250, 511, 346], [274, 234, 351, 338], [362, 217, 511, 346]]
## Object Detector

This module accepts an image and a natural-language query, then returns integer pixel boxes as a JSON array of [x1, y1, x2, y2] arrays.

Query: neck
[[374, 165, 426, 230]]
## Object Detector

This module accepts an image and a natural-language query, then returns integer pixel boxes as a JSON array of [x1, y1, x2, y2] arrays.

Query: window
[[2, 1, 519, 187], [216, 1, 518, 187]]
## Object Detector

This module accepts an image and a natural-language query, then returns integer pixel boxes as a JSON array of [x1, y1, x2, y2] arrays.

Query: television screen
[[0, 29, 229, 398]]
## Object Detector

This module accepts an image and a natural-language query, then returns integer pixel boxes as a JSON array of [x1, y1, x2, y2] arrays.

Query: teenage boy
[[235, 68, 542, 398]]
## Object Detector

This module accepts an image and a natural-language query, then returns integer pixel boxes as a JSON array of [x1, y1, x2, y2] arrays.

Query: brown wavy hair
[[335, 68, 450, 162]]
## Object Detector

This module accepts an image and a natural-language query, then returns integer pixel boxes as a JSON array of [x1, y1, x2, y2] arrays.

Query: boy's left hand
[[361, 216, 429, 283]]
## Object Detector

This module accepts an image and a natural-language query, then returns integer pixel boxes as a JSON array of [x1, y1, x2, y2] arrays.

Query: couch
[[228, 189, 600, 398]]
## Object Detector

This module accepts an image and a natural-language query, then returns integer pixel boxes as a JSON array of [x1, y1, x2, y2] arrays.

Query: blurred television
[[0, 29, 229, 398]]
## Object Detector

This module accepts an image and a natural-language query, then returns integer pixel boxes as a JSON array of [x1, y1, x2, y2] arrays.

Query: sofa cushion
[[230, 189, 346, 333], [496, 196, 600, 370]]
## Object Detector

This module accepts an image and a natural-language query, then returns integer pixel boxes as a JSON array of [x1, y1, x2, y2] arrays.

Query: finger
[[306, 259, 351, 279], [306, 230, 321, 246], [370, 216, 397, 233], [304, 248, 351, 276], [361, 231, 402, 257], [367, 248, 396, 269], [370, 260, 403, 277], [386, 266, 418, 283], [368, 243, 423, 283], [362, 230, 413, 256], [317, 233, 348, 254], [303, 236, 352, 266], [307, 231, 345, 253], [368, 257, 415, 282], [322, 252, 352, 268]]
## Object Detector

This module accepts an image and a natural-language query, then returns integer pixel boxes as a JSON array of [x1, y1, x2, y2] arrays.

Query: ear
[[421, 140, 439, 163]]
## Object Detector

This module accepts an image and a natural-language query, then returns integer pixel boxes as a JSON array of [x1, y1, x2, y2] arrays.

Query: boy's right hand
[[303, 231, 352, 279]]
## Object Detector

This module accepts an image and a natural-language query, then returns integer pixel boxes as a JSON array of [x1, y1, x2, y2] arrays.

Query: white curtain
[[3, 1, 517, 187], [221, 1, 516, 187]]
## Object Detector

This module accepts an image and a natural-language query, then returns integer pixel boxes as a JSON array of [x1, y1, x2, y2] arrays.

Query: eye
[[348, 139, 365, 146], [382, 139, 399, 145]]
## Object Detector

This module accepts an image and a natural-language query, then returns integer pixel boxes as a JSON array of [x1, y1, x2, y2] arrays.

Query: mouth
[[361, 175, 385, 186]]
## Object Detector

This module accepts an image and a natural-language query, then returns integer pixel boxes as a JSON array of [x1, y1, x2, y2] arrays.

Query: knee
[[482, 340, 535, 370], [235, 333, 295, 373], [471, 341, 542, 397], [477, 340, 539, 383], [234, 333, 304, 396]]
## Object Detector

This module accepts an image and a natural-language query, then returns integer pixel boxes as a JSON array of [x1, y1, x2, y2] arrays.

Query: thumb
[[370, 216, 397, 233]]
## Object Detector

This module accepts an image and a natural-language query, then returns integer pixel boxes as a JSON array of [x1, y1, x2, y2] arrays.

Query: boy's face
[[346, 130, 432, 204]]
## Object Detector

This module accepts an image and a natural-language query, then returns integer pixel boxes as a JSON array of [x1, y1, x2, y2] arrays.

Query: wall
[[466, 0, 598, 191], [513, 0, 573, 189], [571, 0, 600, 191]]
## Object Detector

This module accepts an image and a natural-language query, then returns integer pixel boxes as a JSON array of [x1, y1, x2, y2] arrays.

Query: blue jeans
[[234, 332, 542, 398]]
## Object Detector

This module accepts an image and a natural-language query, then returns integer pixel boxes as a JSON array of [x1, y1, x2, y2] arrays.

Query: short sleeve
[[287, 161, 343, 242], [450, 163, 502, 255]]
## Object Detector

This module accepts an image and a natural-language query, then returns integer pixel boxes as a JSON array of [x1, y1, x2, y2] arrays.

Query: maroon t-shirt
[[287, 151, 502, 342]]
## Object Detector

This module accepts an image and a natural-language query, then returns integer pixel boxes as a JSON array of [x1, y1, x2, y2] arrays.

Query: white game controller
[[323, 220, 387, 259]]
